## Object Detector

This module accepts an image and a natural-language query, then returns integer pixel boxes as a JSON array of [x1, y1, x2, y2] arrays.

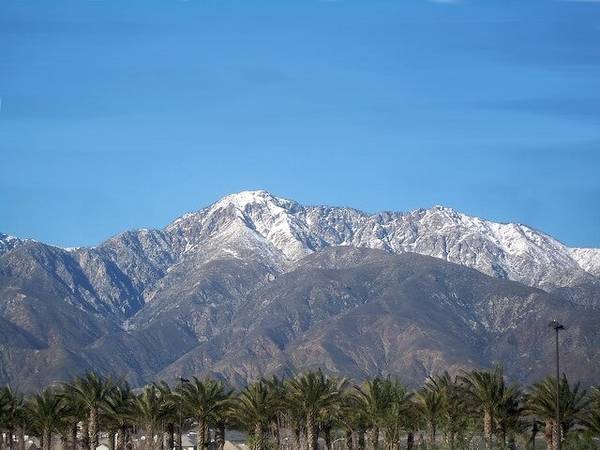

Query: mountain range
[[1, 190, 599, 391]]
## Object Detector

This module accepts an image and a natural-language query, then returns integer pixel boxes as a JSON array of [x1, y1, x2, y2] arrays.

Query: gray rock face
[[157, 248, 600, 387], [165, 191, 600, 302], [1, 190, 599, 390], [0, 233, 25, 258], [570, 247, 600, 277]]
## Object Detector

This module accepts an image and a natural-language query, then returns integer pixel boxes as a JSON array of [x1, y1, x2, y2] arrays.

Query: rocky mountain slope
[[0, 233, 25, 257], [153, 247, 600, 385], [1, 190, 599, 390]]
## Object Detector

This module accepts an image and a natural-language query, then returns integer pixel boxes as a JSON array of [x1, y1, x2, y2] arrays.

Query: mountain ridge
[[1, 190, 600, 390], [4, 190, 598, 278]]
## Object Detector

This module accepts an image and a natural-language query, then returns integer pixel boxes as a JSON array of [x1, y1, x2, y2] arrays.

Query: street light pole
[[549, 320, 565, 450]]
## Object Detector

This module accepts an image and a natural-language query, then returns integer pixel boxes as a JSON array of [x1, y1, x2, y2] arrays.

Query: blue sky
[[1, 0, 599, 248]]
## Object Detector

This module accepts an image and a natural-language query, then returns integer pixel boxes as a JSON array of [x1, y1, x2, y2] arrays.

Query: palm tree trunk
[[323, 426, 332, 450], [406, 432, 414, 450], [483, 409, 493, 450], [125, 431, 133, 450], [6, 430, 13, 450], [344, 430, 352, 450], [365, 428, 378, 450], [81, 421, 90, 450], [252, 423, 264, 450], [215, 422, 225, 450], [42, 429, 51, 450], [427, 422, 436, 447], [89, 407, 99, 450], [17, 428, 25, 450], [530, 422, 539, 450], [383, 429, 396, 450], [196, 420, 206, 450], [293, 428, 302, 450], [67, 423, 77, 450], [544, 421, 553, 450], [147, 427, 156, 450], [356, 430, 365, 450], [351, 432, 358, 450], [360, 431, 366, 450], [551, 421, 560, 450], [166, 424, 174, 450], [306, 414, 317, 450], [416, 433, 424, 448], [271, 422, 280, 450], [108, 432, 116, 450], [117, 428, 127, 450], [508, 433, 516, 450], [62, 433, 70, 450]]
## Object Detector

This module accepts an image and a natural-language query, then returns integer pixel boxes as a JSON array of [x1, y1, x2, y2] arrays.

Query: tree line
[[1, 367, 600, 450]]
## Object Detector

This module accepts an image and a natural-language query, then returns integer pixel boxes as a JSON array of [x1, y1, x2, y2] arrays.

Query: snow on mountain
[[2, 190, 600, 389], [162, 190, 599, 293], [3, 190, 599, 306], [166, 190, 313, 263], [0, 233, 25, 257], [570, 248, 600, 277]]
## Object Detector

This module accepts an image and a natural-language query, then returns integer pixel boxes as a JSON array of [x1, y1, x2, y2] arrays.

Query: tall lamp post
[[549, 320, 565, 450]]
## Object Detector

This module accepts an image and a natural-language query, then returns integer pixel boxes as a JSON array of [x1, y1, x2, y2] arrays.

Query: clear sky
[[1, 0, 599, 248]]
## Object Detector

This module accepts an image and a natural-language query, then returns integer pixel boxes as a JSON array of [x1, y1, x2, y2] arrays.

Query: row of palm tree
[[1, 368, 599, 450]]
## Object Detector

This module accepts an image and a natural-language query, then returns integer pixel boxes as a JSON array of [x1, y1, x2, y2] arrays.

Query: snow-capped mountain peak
[[5, 191, 600, 306], [160, 191, 600, 300], [211, 189, 297, 212], [3, 191, 600, 390]]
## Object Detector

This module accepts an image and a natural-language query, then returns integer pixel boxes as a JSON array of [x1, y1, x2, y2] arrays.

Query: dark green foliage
[[1, 370, 599, 450]]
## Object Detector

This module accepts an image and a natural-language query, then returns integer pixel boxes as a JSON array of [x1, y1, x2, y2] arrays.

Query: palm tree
[[584, 409, 600, 439], [153, 382, 180, 450], [377, 379, 411, 450], [179, 377, 231, 450], [282, 389, 307, 450], [263, 376, 286, 450], [494, 384, 523, 450], [27, 388, 71, 450], [526, 375, 588, 450], [414, 382, 444, 447], [133, 384, 175, 450], [426, 372, 467, 450], [286, 370, 346, 450], [317, 382, 346, 450], [402, 405, 422, 450], [64, 372, 115, 450], [0, 388, 11, 450], [353, 378, 390, 450], [338, 392, 368, 450], [585, 386, 600, 439], [58, 386, 89, 450], [0, 387, 27, 450], [103, 383, 136, 450], [460, 366, 507, 450], [0, 391, 6, 450], [234, 380, 278, 450]]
